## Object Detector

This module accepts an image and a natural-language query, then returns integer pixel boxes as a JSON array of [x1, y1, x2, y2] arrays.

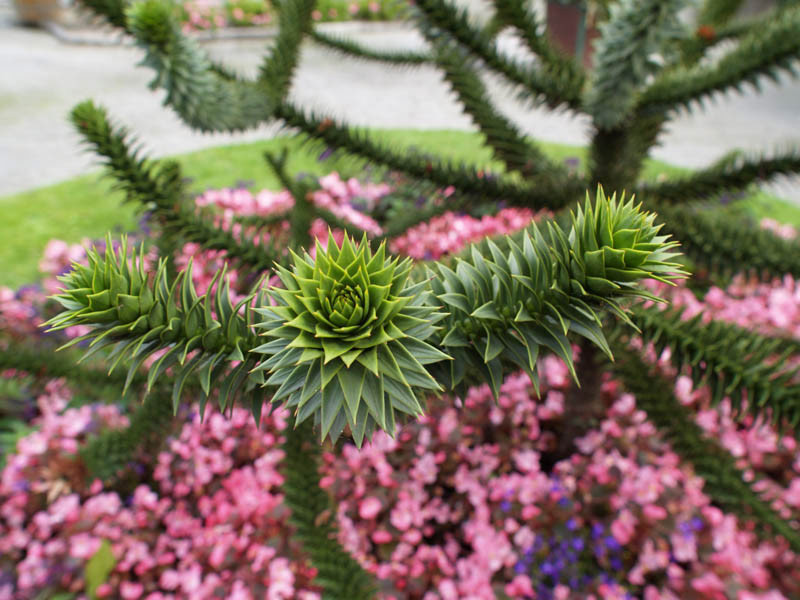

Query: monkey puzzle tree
[[5, 0, 800, 596]]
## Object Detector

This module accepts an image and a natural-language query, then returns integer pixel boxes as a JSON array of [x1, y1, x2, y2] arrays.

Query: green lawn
[[1, 129, 799, 288]]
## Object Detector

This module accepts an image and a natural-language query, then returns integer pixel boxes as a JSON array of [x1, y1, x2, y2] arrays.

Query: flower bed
[[178, 0, 403, 31], [1, 170, 799, 599]]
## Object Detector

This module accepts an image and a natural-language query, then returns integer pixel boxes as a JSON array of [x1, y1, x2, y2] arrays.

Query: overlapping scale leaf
[[253, 233, 450, 446], [430, 187, 686, 397], [568, 188, 687, 302], [45, 235, 265, 415]]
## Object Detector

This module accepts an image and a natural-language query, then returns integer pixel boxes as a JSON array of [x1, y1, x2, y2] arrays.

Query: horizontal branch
[[631, 305, 800, 430], [427, 190, 685, 397], [654, 203, 800, 280], [426, 37, 564, 176], [275, 101, 586, 210], [636, 149, 800, 204], [50, 191, 684, 446], [0, 339, 145, 391], [639, 7, 800, 115], [310, 29, 431, 64], [46, 238, 267, 416]]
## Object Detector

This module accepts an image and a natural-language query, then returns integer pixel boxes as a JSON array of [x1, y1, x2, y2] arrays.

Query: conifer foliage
[[27, 0, 800, 595]]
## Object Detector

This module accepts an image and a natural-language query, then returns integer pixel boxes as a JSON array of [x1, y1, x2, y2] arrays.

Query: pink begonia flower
[[690, 572, 726, 598], [120, 581, 144, 599], [504, 575, 534, 597], [670, 529, 698, 562], [372, 529, 393, 544], [359, 496, 382, 519], [610, 393, 636, 416], [68, 532, 101, 559], [642, 504, 667, 521], [410, 452, 438, 484], [513, 449, 540, 473], [268, 558, 295, 599], [554, 584, 571, 600], [575, 429, 604, 454], [610, 509, 637, 544], [760, 217, 797, 240], [784, 479, 800, 507], [740, 592, 790, 600]]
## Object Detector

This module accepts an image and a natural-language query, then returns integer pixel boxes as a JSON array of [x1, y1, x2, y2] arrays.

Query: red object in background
[[546, 1, 599, 69]]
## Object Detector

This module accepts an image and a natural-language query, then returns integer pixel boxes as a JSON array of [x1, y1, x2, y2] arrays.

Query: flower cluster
[[2, 170, 800, 598], [389, 207, 542, 260], [178, 0, 399, 31], [320, 361, 800, 599], [0, 400, 320, 600]]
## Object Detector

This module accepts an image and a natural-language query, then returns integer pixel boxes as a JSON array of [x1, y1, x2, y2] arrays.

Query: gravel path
[[1, 1, 799, 203]]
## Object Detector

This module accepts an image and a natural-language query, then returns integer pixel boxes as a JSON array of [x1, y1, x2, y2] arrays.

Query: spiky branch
[[48, 191, 685, 445], [411, 0, 584, 110], [612, 349, 800, 554], [282, 422, 377, 598], [655, 203, 800, 280], [638, 149, 800, 204], [631, 306, 800, 429], [72, 100, 283, 271], [639, 7, 800, 115], [46, 239, 267, 416]]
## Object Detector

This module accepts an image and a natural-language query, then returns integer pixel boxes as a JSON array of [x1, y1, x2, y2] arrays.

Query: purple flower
[[514, 561, 527, 574], [604, 535, 621, 552], [12, 480, 30, 492], [566, 518, 577, 531], [591, 523, 604, 538], [318, 147, 334, 162], [500, 500, 512, 512], [572, 537, 584, 552], [540, 561, 557, 577]]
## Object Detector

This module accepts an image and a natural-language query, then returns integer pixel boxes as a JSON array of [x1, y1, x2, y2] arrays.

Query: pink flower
[[690, 572, 725, 598], [642, 504, 667, 521], [610, 510, 637, 544], [359, 496, 382, 520], [120, 581, 144, 599], [505, 575, 534, 597], [784, 479, 800, 507], [68, 533, 101, 559], [670, 529, 697, 562]]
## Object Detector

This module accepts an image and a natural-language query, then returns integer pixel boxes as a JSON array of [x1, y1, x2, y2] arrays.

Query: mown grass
[[1, 129, 798, 288]]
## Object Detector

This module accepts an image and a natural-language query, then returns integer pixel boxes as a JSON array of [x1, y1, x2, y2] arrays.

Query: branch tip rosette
[[253, 233, 450, 446]]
